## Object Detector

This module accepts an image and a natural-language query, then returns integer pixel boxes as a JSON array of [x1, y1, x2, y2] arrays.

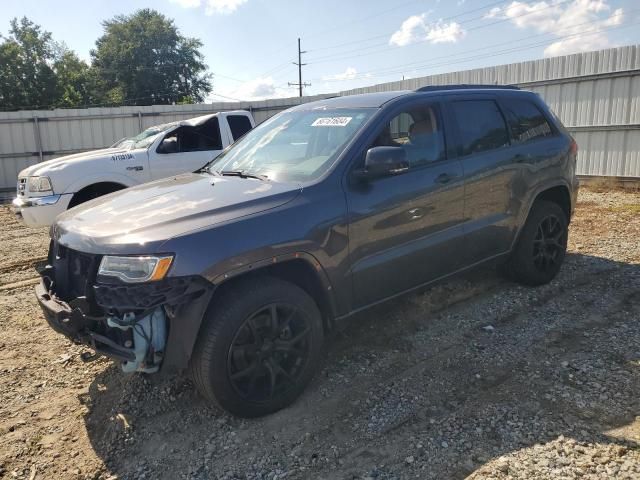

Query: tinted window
[[502, 99, 553, 143], [159, 118, 222, 154], [371, 105, 445, 167], [228, 115, 253, 140], [451, 100, 509, 156]]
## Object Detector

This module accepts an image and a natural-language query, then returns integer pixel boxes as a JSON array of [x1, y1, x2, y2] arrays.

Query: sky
[[1, 0, 639, 102]]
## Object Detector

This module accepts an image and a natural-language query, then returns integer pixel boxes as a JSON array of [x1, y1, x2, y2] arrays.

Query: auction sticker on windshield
[[311, 117, 352, 127]]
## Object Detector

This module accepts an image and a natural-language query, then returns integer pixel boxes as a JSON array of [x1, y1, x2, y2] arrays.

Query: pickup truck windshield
[[114, 123, 176, 150], [210, 108, 374, 182], [130, 124, 174, 149]]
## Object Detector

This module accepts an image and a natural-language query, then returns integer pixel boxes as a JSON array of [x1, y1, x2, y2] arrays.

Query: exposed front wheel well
[[68, 182, 127, 209], [533, 185, 571, 222], [211, 259, 334, 331]]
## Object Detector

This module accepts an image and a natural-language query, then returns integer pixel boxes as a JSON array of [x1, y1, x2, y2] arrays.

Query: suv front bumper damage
[[36, 280, 139, 364], [36, 267, 213, 373]]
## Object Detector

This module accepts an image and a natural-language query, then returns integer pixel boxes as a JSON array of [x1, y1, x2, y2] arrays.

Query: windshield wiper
[[219, 170, 269, 181]]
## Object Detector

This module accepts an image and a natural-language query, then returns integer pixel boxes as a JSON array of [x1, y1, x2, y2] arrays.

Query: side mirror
[[158, 137, 178, 154], [357, 146, 409, 179]]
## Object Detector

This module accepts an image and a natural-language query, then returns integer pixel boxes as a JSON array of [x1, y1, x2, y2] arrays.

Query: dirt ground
[[0, 187, 638, 480]]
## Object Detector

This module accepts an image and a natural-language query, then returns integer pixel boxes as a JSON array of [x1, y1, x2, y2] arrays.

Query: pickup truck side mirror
[[158, 137, 178, 154], [355, 146, 409, 179]]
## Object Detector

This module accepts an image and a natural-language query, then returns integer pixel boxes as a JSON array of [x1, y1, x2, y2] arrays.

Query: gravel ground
[[0, 187, 638, 480]]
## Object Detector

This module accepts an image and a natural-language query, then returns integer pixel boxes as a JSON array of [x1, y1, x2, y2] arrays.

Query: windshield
[[129, 123, 177, 149], [209, 108, 374, 182], [111, 123, 177, 150]]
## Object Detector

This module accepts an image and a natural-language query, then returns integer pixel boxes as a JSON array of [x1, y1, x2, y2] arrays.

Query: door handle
[[435, 173, 455, 184], [390, 166, 409, 175], [514, 153, 532, 163], [408, 208, 423, 220]]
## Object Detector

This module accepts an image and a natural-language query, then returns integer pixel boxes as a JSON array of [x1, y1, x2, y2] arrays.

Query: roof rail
[[415, 84, 520, 92]]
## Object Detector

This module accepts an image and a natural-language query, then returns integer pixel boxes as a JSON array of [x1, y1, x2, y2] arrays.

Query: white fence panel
[[1, 45, 639, 190]]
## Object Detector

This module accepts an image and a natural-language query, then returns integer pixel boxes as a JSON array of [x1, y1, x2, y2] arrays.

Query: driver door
[[345, 102, 466, 308], [151, 118, 224, 180]]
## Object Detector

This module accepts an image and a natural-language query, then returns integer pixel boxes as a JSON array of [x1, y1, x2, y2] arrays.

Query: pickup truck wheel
[[506, 200, 568, 286], [190, 276, 324, 417]]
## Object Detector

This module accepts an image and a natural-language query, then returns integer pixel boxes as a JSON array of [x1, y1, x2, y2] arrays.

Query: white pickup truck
[[12, 110, 255, 227]]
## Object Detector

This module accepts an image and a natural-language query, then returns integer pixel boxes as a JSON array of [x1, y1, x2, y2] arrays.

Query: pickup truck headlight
[[98, 255, 173, 283], [27, 176, 53, 193]]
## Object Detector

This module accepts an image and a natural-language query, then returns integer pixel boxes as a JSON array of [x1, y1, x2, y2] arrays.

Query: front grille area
[[49, 242, 101, 301], [17, 178, 26, 196], [94, 276, 207, 311]]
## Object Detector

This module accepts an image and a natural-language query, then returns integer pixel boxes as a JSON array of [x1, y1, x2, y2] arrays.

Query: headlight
[[98, 255, 173, 283], [27, 176, 53, 192]]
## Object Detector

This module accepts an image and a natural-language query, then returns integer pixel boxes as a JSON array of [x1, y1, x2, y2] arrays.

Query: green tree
[[53, 46, 97, 107], [91, 9, 212, 106], [0, 17, 59, 109]]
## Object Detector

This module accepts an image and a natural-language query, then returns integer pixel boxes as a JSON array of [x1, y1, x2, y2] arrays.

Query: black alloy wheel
[[532, 214, 565, 273], [505, 200, 568, 286], [190, 276, 324, 417], [227, 303, 312, 402]]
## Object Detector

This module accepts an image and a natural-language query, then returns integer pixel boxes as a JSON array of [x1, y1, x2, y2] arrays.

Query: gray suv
[[36, 86, 579, 417]]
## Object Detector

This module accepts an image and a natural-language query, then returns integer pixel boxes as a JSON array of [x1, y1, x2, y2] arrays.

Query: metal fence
[[1, 44, 639, 191]]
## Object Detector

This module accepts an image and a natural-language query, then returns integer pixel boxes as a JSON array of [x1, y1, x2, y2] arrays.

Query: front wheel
[[190, 276, 324, 417], [505, 200, 568, 286]]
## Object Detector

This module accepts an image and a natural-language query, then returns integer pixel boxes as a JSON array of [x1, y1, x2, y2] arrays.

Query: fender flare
[[213, 251, 337, 318], [64, 173, 138, 195], [161, 252, 337, 372], [510, 178, 572, 250]]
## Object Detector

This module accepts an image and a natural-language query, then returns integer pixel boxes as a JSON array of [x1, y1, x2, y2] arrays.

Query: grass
[[608, 204, 640, 214]]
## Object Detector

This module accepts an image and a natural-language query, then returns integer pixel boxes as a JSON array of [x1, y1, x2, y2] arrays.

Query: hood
[[20, 147, 137, 177], [53, 173, 301, 254]]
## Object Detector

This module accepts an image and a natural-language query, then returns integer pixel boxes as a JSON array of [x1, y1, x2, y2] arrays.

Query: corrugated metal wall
[[1, 45, 639, 190]]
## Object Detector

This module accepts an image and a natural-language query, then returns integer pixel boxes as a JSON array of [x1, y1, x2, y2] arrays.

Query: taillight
[[569, 138, 578, 156]]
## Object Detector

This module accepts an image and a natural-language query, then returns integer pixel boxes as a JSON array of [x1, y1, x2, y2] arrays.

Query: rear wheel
[[505, 200, 568, 286], [190, 276, 324, 417]]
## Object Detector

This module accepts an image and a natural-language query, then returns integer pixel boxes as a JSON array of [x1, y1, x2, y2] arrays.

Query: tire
[[189, 276, 324, 417], [68, 184, 124, 209], [505, 200, 568, 286]]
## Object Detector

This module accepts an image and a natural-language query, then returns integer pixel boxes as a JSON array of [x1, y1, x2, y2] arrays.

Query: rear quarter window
[[450, 100, 509, 156], [228, 115, 253, 141], [501, 98, 554, 144]]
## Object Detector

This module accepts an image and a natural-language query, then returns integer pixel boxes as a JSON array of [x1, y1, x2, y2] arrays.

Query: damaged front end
[[36, 241, 211, 373]]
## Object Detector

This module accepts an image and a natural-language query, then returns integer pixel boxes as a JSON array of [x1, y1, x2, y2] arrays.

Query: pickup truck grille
[[17, 178, 26, 196]]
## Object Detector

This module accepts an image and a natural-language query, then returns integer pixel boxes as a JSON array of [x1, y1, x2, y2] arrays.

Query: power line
[[288, 38, 311, 97], [312, 16, 637, 84], [208, 92, 244, 102], [306, 0, 513, 54], [306, 0, 575, 64], [208, 0, 518, 91], [212, 0, 511, 87]]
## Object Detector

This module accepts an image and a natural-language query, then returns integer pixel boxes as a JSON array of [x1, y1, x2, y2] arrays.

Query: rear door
[[150, 117, 224, 180], [345, 101, 465, 308], [498, 96, 566, 198], [446, 96, 519, 265]]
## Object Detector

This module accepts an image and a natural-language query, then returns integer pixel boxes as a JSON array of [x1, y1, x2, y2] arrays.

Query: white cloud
[[322, 67, 358, 81], [389, 14, 466, 47], [390, 15, 428, 47], [169, 0, 201, 7], [215, 76, 296, 101], [171, 0, 247, 15], [484, 0, 624, 56], [425, 21, 466, 44], [204, 0, 248, 15]]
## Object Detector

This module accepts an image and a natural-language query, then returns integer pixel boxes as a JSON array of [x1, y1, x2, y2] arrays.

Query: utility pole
[[289, 37, 311, 97]]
